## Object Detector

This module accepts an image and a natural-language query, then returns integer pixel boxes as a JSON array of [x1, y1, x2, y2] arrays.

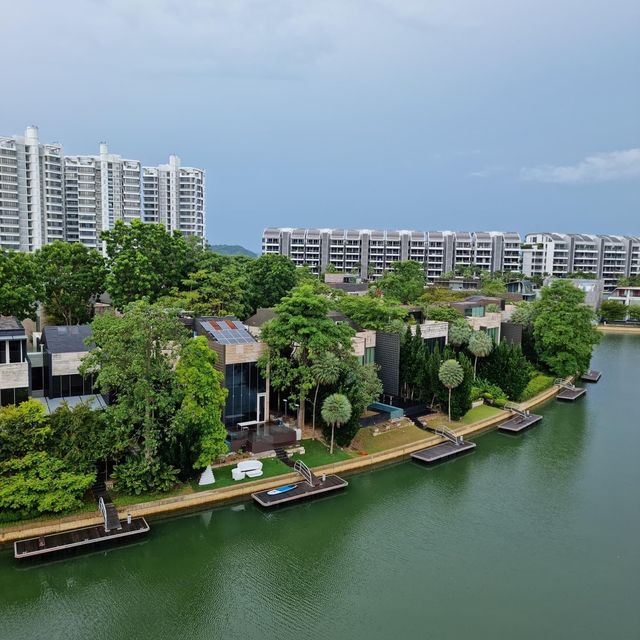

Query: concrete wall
[[0, 363, 29, 390], [51, 352, 86, 376]]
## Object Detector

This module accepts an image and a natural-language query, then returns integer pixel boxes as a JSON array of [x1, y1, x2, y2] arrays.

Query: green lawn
[[191, 457, 292, 492], [351, 419, 429, 454], [459, 404, 503, 425], [290, 438, 355, 467]]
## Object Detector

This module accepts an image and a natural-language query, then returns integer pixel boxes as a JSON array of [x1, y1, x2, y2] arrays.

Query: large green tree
[[0, 250, 42, 320], [245, 254, 298, 313], [101, 220, 189, 309], [81, 302, 189, 466], [377, 261, 426, 304], [36, 241, 106, 325], [599, 300, 627, 323], [477, 341, 530, 401], [336, 295, 407, 331], [172, 336, 228, 472], [259, 284, 354, 429], [0, 400, 50, 463], [532, 280, 600, 377]]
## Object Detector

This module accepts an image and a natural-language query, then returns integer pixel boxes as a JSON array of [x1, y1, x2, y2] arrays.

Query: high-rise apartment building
[[262, 228, 521, 280], [0, 128, 205, 251], [64, 144, 142, 249], [143, 155, 205, 239], [522, 233, 640, 290], [0, 127, 64, 251]]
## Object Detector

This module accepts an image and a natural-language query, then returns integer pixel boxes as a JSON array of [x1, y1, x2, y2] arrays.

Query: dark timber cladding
[[252, 475, 348, 507], [581, 370, 602, 382], [499, 414, 543, 433], [411, 440, 476, 464], [14, 518, 150, 559], [557, 387, 587, 401]]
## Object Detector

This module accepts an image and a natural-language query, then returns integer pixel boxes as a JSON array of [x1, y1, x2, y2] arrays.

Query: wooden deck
[[411, 440, 476, 464], [499, 413, 543, 433], [14, 518, 150, 559], [252, 474, 348, 507], [557, 387, 586, 401], [581, 370, 602, 383]]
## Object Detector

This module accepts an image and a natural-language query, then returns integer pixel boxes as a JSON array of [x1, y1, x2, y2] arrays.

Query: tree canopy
[[36, 241, 106, 325], [245, 254, 299, 314], [377, 261, 426, 304], [0, 250, 42, 320]]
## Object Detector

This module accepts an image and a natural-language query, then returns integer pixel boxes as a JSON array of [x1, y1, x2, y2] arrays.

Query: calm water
[[1, 334, 639, 640]]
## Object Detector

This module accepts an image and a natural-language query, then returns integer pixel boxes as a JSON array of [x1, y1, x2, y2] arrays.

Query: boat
[[266, 484, 297, 496]]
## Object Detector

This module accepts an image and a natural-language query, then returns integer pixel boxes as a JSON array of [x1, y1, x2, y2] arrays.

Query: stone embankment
[[0, 381, 565, 545]]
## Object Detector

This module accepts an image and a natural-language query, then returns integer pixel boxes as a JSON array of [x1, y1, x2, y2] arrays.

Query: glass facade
[[223, 362, 266, 427], [0, 387, 28, 406], [48, 373, 96, 399]]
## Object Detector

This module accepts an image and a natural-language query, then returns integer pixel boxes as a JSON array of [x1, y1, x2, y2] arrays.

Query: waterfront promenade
[[0, 381, 563, 545]]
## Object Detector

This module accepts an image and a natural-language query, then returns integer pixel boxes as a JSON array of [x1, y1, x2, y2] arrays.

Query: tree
[[258, 285, 354, 430], [48, 402, 116, 471], [0, 400, 50, 463], [245, 254, 298, 313], [81, 302, 189, 467], [448, 321, 472, 349], [102, 219, 189, 309], [477, 341, 530, 401], [321, 393, 352, 455], [172, 336, 228, 472], [628, 306, 640, 322], [439, 359, 464, 422], [36, 241, 106, 325], [0, 452, 95, 519], [510, 301, 535, 325], [480, 277, 506, 296], [336, 295, 407, 330], [532, 280, 601, 377], [377, 261, 426, 303], [0, 250, 42, 320], [425, 304, 462, 324], [310, 352, 342, 437], [468, 331, 494, 379], [599, 300, 627, 323]]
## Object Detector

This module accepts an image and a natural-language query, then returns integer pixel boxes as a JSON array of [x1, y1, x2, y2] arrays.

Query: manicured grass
[[290, 438, 355, 467], [351, 419, 428, 454], [191, 458, 291, 492], [112, 484, 195, 506], [459, 404, 503, 425]]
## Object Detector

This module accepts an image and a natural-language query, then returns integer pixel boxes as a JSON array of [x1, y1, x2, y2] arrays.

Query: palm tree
[[468, 331, 494, 379], [310, 352, 342, 438], [438, 359, 464, 423], [321, 393, 352, 455], [448, 322, 472, 349]]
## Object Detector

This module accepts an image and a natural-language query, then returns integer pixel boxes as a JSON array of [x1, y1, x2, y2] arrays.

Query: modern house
[[0, 317, 29, 406], [324, 273, 369, 296], [607, 286, 640, 307], [542, 277, 605, 310], [411, 321, 449, 352], [41, 325, 96, 399], [451, 296, 503, 342]]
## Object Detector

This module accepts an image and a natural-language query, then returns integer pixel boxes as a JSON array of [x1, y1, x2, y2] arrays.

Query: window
[[0, 340, 5, 364], [8, 339, 22, 363]]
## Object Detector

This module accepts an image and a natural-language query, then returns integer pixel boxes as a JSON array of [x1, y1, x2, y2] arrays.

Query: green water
[[1, 334, 639, 640]]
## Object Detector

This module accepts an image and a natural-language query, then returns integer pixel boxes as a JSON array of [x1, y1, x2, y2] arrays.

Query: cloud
[[520, 148, 640, 184], [469, 165, 506, 178]]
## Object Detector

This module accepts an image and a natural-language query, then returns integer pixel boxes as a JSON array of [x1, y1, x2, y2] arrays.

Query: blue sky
[[3, 0, 639, 251]]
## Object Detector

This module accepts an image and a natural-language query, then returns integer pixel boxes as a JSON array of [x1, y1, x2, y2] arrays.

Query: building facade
[[262, 228, 522, 280], [0, 127, 205, 251], [522, 233, 640, 290], [143, 155, 205, 239]]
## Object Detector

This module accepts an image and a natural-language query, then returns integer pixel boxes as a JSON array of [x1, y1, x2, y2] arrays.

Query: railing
[[505, 401, 529, 418], [432, 425, 463, 446], [554, 378, 576, 390], [98, 496, 108, 529], [294, 460, 316, 486]]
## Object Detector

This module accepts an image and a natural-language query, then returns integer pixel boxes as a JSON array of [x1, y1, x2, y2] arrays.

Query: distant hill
[[210, 244, 257, 257]]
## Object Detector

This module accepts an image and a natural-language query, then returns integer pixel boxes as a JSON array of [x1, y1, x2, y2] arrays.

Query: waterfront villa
[[451, 296, 503, 342], [0, 316, 29, 407], [607, 285, 640, 307]]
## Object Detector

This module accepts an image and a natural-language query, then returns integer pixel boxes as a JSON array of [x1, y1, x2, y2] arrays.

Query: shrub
[[112, 457, 180, 495], [599, 300, 627, 322], [519, 374, 555, 401], [472, 378, 508, 406], [628, 306, 640, 322]]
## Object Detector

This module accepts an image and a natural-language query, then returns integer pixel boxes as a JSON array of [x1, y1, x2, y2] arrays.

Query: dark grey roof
[[42, 325, 93, 353], [0, 316, 24, 333], [197, 316, 256, 345], [326, 282, 369, 293], [245, 308, 276, 327]]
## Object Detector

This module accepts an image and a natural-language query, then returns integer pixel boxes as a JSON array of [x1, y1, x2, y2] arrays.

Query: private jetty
[[252, 459, 347, 507], [498, 402, 543, 433], [14, 477, 150, 559], [555, 379, 587, 401], [411, 425, 476, 464], [581, 369, 602, 383]]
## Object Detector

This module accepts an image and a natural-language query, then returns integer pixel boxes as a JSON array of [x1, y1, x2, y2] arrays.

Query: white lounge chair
[[236, 460, 263, 473], [231, 468, 246, 481]]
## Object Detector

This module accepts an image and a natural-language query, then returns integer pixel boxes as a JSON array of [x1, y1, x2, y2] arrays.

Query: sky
[[3, 0, 639, 251]]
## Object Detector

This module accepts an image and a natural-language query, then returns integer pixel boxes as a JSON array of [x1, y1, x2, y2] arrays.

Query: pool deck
[[498, 413, 543, 433], [252, 475, 348, 507], [14, 518, 149, 559], [411, 440, 476, 464], [557, 387, 586, 401], [581, 370, 601, 383]]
